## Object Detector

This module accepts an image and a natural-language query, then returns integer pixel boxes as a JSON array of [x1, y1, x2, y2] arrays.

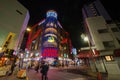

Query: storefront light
[[105, 56, 114, 61], [26, 51, 29, 54], [35, 52, 39, 56], [0, 47, 2, 50], [0, 47, 2, 52], [58, 57, 62, 60], [30, 53, 33, 57]]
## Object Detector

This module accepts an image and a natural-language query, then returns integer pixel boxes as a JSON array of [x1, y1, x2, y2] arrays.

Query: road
[[27, 67, 96, 80], [0, 66, 108, 80], [0, 66, 119, 80]]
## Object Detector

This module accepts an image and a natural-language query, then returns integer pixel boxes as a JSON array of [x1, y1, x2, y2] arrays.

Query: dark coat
[[40, 64, 49, 75]]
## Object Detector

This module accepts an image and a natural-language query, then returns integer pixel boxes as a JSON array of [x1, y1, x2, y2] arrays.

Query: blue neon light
[[47, 10, 57, 18]]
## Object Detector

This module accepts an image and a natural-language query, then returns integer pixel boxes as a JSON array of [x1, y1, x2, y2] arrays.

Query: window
[[111, 28, 119, 32], [105, 56, 114, 61], [103, 41, 115, 48], [16, 10, 23, 15], [98, 29, 108, 33]]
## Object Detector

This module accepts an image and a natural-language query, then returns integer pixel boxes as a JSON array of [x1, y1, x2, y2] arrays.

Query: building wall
[[82, 0, 111, 21], [108, 23, 120, 47], [103, 58, 120, 75], [86, 16, 120, 51], [82, 0, 120, 74], [0, 0, 29, 52], [85, 15, 120, 74]]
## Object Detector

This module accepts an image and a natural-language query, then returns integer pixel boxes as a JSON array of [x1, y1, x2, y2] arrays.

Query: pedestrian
[[9, 58, 16, 75], [27, 61, 31, 72], [40, 61, 49, 80], [35, 62, 39, 73]]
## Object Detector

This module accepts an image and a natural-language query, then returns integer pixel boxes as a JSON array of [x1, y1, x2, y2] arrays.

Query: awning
[[77, 49, 99, 58], [77, 51, 92, 58]]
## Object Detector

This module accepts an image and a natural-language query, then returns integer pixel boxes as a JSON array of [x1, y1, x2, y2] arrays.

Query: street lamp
[[26, 27, 31, 32], [81, 33, 95, 65], [17, 27, 31, 51], [84, 36, 89, 42], [81, 33, 91, 49], [81, 33, 102, 80], [17, 27, 31, 70]]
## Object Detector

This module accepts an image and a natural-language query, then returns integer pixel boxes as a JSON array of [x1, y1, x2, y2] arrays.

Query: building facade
[[25, 10, 73, 65], [0, 0, 29, 55], [81, 0, 120, 75]]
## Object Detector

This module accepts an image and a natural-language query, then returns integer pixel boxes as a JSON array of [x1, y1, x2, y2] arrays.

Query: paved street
[[0, 74, 25, 80], [0, 66, 120, 80], [27, 67, 96, 80], [0, 66, 96, 80]]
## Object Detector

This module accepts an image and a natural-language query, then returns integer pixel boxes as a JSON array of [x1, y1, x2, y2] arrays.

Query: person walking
[[35, 62, 40, 73], [9, 58, 17, 75], [40, 62, 49, 80]]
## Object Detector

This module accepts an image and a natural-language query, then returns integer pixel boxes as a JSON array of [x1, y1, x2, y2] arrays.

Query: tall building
[[26, 10, 73, 64], [0, 0, 30, 54], [81, 0, 120, 76], [82, 0, 111, 21]]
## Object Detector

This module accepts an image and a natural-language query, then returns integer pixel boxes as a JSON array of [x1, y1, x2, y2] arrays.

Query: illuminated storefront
[[26, 10, 73, 64]]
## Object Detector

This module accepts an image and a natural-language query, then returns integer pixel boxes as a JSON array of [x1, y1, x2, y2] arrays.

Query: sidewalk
[[58, 65, 120, 80], [58, 65, 108, 80]]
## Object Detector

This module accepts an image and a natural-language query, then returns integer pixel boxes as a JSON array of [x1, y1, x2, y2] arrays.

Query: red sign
[[42, 48, 58, 57]]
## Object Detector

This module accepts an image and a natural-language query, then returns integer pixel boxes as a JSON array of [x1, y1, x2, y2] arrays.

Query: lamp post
[[17, 27, 31, 70], [17, 27, 31, 51], [81, 33, 102, 80]]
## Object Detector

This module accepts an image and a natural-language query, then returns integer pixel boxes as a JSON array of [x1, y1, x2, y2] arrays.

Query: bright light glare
[[0, 47, 2, 50], [84, 36, 88, 42], [26, 28, 31, 31]]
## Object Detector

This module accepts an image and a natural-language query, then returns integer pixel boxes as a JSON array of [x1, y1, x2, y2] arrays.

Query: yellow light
[[26, 28, 31, 32], [0, 47, 2, 50], [105, 56, 114, 61], [84, 36, 88, 42], [0, 47, 2, 52], [48, 36, 54, 42]]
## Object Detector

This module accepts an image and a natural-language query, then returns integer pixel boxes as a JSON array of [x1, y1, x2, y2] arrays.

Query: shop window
[[105, 56, 114, 61], [16, 10, 23, 15]]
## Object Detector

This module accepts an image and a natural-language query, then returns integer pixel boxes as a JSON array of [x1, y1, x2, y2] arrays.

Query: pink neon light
[[42, 48, 58, 57]]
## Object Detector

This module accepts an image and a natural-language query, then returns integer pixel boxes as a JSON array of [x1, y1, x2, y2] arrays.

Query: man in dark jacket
[[40, 62, 49, 80]]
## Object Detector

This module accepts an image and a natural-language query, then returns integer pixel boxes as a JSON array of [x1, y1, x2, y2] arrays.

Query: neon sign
[[48, 36, 55, 42], [46, 10, 57, 18], [42, 48, 58, 57]]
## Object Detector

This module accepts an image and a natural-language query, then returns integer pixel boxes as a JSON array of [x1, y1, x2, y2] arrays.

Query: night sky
[[18, 0, 120, 48]]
